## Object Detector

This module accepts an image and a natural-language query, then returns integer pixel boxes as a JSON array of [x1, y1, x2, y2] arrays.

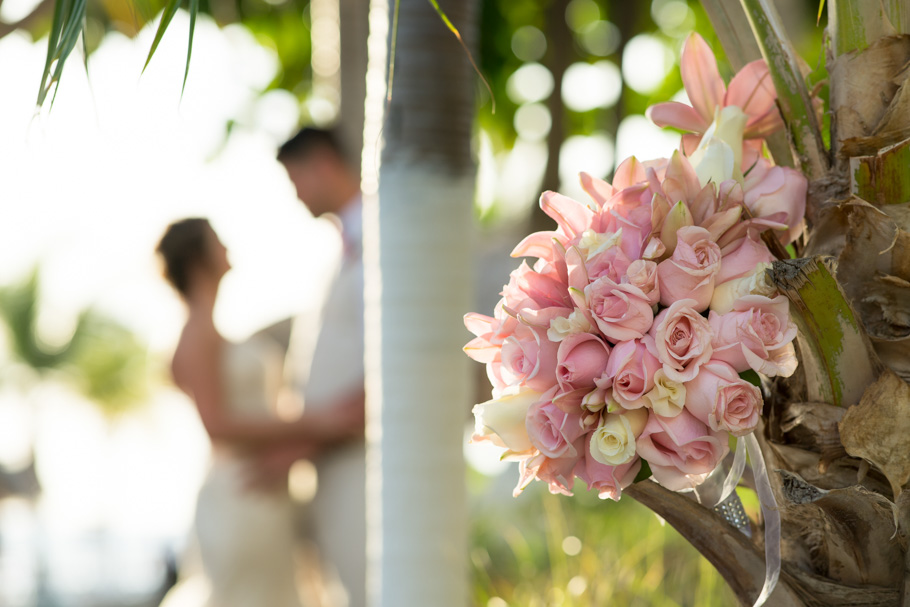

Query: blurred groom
[[278, 127, 367, 607]]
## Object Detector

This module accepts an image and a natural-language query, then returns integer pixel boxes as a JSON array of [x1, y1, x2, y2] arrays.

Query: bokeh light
[[621, 33, 675, 94], [506, 62, 554, 105], [562, 60, 622, 112]]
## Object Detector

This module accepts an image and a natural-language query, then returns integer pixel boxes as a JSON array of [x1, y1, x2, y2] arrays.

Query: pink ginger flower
[[647, 33, 783, 148]]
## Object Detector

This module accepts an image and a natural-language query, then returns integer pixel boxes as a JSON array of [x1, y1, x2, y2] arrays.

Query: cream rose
[[644, 369, 687, 417], [589, 408, 649, 466], [472, 388, 542, 454]]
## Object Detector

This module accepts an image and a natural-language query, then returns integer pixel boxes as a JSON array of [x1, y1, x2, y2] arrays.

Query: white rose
[[644, 369, 687, 417], [472, 389, 541, 454], [547, 309, 594, 342], [709, 262, 777, 314], [589, 409, 649, 466]]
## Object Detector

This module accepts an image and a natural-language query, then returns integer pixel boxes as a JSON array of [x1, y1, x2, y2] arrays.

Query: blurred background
[[0, 0, 822, 605]]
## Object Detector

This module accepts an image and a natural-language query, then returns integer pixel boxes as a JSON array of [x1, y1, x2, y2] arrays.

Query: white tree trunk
[[362, 1, 477, 606]]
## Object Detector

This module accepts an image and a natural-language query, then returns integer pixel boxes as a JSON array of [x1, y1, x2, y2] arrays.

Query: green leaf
[[37, 0, 69, 105], [424, 0, 495, 113], [633, 460, 652, 484], [36, 0, 88, 107], [143, 0, 184, 74], [182, 0, 199, 96], [386, 0, 400, 103], [817, 0, 825, 25], [738, 369, 762, 387]]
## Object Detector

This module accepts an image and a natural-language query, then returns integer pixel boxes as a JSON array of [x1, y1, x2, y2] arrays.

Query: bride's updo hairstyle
[[156, 218, 213, 296]]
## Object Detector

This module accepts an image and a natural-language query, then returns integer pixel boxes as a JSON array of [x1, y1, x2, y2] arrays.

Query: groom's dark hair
[[277, 127, 345, 163]]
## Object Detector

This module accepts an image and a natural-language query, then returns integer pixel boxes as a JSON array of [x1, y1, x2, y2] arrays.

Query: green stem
[[739, 0, 829, 180]]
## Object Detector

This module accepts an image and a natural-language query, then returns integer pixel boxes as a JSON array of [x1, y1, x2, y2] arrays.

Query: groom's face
[[282, 152, 338, 217]]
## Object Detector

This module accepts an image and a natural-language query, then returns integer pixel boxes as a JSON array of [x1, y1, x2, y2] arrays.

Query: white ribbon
[[716, 436, 748, 508], [745, 431, 780, 607], [694, 436, 748, 509]]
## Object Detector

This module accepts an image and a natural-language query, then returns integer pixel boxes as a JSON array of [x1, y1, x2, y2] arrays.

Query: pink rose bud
[[709, 295, 798, 377], [642, 236, 666, 260], [715, 229, 775, 284], [624, 259, 660, 306], [585, 276, 654, 342], [684, 360, 763, 436], [649, 299, 715, 382], [526, 393, 588, 458], [556, 332, 612, 393], [657, 226, 722, 312], [635, 409, 729, 491], [658, 200, 695, 255], [576, 444, 641, 501], [605, 338, 662, 409]]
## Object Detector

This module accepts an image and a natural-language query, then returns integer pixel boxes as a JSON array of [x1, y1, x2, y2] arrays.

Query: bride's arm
[[177, 331, 351, 448]]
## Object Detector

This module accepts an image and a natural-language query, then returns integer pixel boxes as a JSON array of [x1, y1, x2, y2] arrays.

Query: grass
[[469, 468, 737, 607]]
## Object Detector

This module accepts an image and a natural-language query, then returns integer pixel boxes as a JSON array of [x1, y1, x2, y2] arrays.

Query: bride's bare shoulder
[[171, 321, 220, 392]]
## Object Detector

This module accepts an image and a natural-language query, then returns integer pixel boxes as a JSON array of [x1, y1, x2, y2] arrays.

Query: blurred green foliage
[[0, 268, 149, 417], [469, 470, 742, 606]]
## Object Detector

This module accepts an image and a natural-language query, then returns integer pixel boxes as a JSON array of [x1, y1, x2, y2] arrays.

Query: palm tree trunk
[[362, 0, 477, 605]]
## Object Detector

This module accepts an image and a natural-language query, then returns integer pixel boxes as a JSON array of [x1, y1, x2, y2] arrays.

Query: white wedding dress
[[163, 334, 303, 607]]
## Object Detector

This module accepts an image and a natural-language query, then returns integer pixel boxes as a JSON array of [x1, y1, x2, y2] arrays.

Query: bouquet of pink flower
[[464, 33, 805, 503]]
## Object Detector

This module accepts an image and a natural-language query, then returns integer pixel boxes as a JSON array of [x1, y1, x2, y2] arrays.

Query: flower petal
[[579, 172, 615, 208], [647, 101, 710, 133], [680, 33, 726, 123], [540, 191, 594, 239], [725, 59, 783, 137], [512, 231, 562, 258]]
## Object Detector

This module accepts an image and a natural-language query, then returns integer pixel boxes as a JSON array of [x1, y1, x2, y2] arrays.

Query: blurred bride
[[155, 218, 361, 607]]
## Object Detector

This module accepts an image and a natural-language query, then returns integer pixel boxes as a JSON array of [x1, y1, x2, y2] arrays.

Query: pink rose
[[684, 361, 763, 436], [624, 259, 660, 306], [556, 332, 611, 393], [649, 299, 714, 382], [501, 261, 571, 311], [744, 158, 807, 245], [709, 295, 798, 377], [585, 277, 654, 342], [500, 323, 559, 392], [715, 229, 775, 285], [586, 246, 632, 285], [576, 441, 641, 501], [605, 338, 662, 409], [516, 447, 582, 497], [657, 226, 721, 312], [526, 390, 588, 458], [635, 410, 729, 491]]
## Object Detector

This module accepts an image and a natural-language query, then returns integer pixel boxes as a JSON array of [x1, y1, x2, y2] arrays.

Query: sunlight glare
[[562, 61, 621, 112], [615, 114, 680, 168]]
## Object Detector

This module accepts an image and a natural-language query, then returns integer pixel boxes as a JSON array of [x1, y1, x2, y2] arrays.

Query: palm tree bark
[[363, 0, 477, 605]]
